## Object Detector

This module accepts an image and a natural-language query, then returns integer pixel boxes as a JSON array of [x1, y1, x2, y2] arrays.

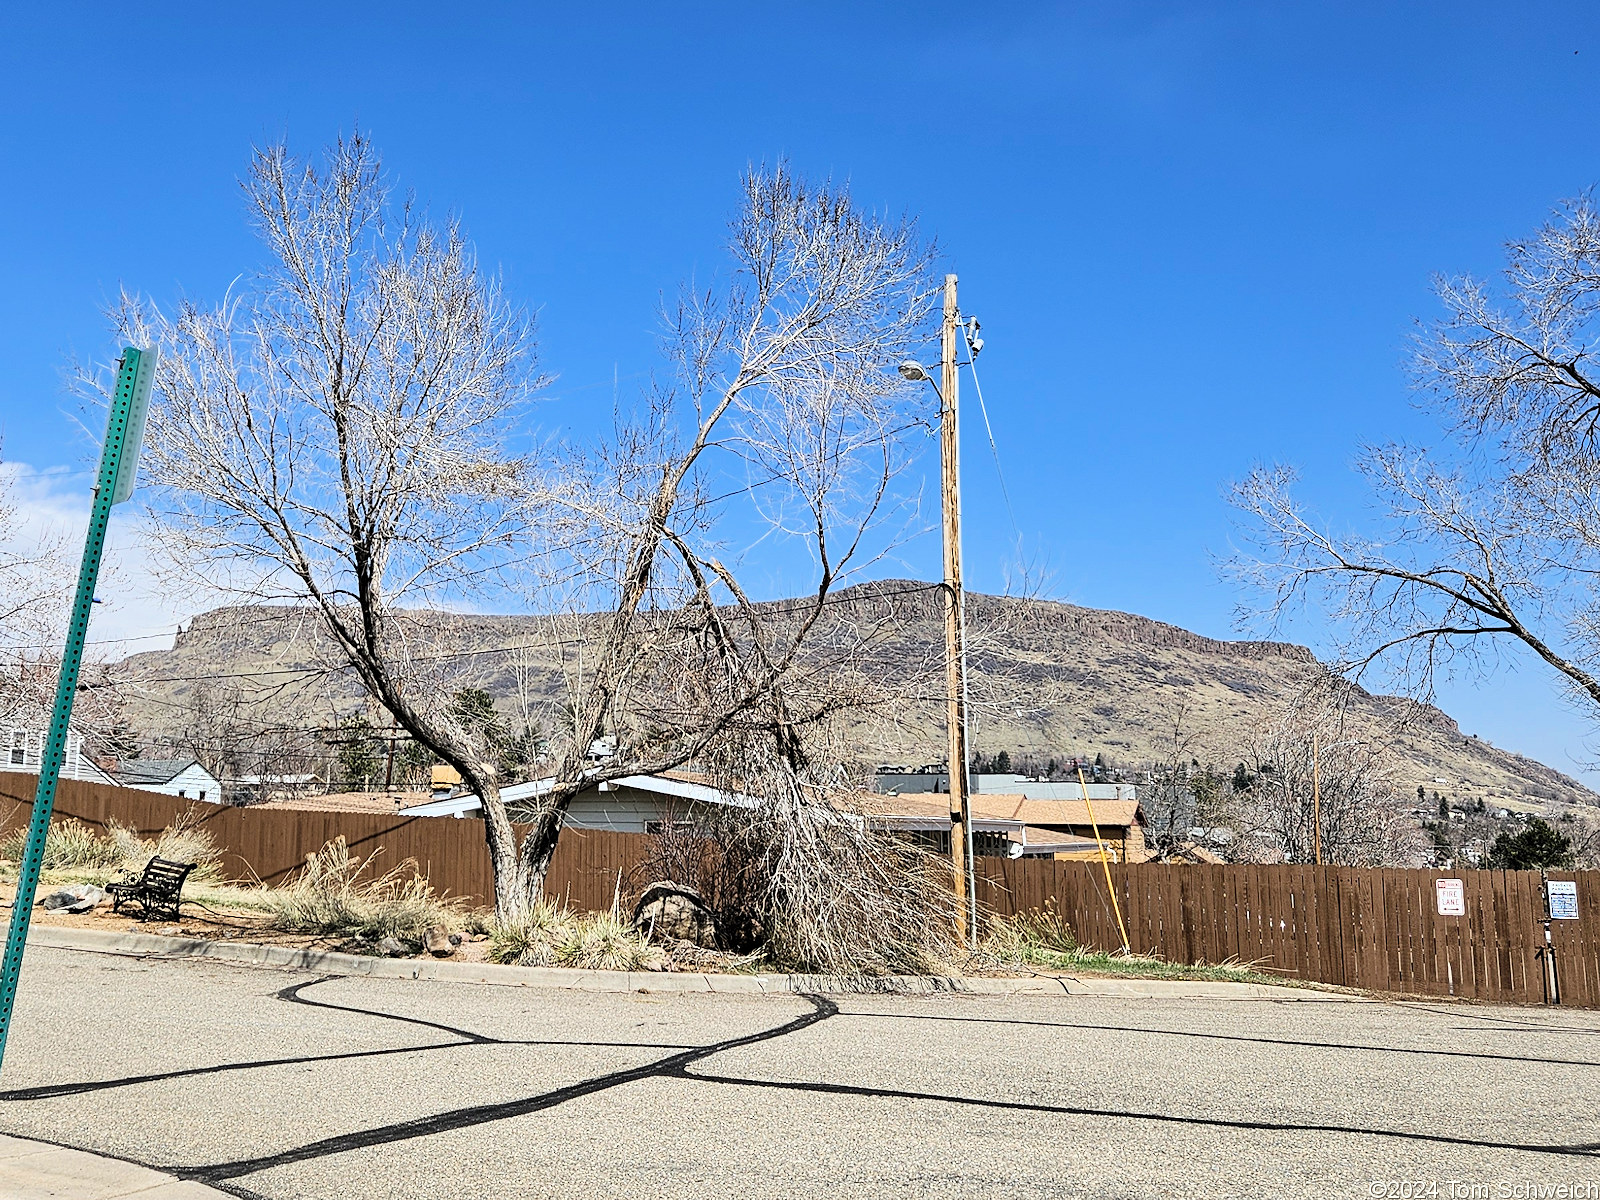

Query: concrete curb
[[24, 924, 1364, 1001], [0, 1132, 226, 1198]]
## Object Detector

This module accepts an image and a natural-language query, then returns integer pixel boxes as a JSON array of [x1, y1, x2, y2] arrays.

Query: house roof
[[251, 790, 429, 814], [856, 791, 1141, 831], [116, 758, 214, 787], [399, 770, 766, 818]]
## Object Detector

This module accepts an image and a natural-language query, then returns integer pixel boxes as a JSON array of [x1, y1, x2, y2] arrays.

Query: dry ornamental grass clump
[[0, 808, 225, 880], [107, 809, 223, 881], [263, 837, 459, 946], [0, 817, 124, 873], [487, 900, 662, 971]]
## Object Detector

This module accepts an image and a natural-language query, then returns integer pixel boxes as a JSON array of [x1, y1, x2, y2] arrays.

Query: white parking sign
[[1548, 880, 1579, 921]]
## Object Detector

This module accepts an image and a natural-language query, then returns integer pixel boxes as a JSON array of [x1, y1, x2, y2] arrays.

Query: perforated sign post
[[0, 347, 155, 1076]]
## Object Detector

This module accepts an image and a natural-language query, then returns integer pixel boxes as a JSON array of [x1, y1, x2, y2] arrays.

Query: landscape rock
[[375, 936, 408, 957], [40, 885, 104, 914], [632, 882, 718, 949], [448, 932, 463, 946], [424, 925, 454, 957]]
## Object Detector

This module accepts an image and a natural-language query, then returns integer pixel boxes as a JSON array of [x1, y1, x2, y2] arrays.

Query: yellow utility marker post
[[1078, 765, 1131, 954]]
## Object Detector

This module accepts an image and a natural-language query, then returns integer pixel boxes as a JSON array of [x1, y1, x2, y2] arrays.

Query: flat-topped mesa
[[117, 581, 1597, 809], [803, 579, 1317, 664], [172, 605, 314, 653]]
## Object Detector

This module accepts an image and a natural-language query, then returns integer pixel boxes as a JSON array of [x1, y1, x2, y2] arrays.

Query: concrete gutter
[[24, 924, 1363, 1001], [0, 1132, 227, 1199]]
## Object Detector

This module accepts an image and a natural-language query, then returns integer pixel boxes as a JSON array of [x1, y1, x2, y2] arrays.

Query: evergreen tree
[[1488, 818, 1573, 870], [335, 715, 383, 790], [993, 749, 1011, 774]]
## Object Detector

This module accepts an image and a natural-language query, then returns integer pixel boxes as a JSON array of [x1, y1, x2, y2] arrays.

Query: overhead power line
[[962, 320, 1021, 547]]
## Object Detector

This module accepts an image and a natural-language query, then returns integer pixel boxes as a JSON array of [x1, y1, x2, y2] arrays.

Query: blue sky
[[3, 3, 1599, 779]]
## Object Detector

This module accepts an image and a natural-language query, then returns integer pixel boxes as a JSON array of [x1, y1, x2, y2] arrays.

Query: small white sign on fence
[[1436, 878, 1466, 916], [1549, 879, 1579, 921]]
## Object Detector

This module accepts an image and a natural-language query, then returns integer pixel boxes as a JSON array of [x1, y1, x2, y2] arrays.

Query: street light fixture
[[898, 360, 936, 385]]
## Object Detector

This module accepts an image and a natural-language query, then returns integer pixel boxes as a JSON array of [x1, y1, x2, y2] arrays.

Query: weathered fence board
[[960, 852, 1598, 1006], [0, 774, 644, 913], [4, 775, 1597, 1006]]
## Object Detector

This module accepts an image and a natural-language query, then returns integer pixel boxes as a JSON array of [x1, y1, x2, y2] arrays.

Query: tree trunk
[[474, 777, 533, 920], [514, 785, 578, 904]]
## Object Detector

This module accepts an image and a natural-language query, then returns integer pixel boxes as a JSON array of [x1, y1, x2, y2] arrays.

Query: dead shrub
[[647, 768, 962, 978]]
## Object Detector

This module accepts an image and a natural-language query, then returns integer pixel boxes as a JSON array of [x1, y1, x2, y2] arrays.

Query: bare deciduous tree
[[1229, 681, 1420, 867], [1137, 707, 1229, 860], [1231, 193, 1600, 722], [0, 456, 135, 757], [96, 132, 547, 914], [0, 455, 72, 667], [514, 163, 941, 920], [99, 136, 943, 939], [156, 682, 323, 793]]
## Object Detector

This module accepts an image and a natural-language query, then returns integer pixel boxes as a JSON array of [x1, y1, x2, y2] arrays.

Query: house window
[[178, 789, 186, 798], [198, 790, 207, 801], [8, 731, 23, 766]]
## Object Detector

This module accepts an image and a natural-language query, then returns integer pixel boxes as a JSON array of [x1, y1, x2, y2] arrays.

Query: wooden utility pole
[[939, 273, 976, 946], [1312, 731, 1322, 867], [383, 720, 398, 790]]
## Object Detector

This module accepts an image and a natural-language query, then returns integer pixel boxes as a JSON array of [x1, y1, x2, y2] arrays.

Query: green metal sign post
[[0, 347, 155, 1076]]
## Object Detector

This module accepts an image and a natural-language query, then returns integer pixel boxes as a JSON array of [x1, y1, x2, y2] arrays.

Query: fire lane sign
[[1436, 878, 1465, 916]]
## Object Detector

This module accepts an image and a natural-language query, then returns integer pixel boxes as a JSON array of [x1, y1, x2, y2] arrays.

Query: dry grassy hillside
[[112, 581, 1597, 811]]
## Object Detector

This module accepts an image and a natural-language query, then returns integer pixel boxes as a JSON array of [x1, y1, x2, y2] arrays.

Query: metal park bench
[[107, 857, 197, 922]]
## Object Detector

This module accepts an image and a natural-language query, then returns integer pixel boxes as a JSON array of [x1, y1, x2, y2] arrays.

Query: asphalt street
[[0, 946, 1596, 1199]]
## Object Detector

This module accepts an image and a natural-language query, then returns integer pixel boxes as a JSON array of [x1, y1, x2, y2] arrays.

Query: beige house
[[858, 791, 1148, 862]]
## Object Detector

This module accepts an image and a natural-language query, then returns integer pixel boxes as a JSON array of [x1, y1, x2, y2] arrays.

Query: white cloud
[[0, 460, 207, 660]]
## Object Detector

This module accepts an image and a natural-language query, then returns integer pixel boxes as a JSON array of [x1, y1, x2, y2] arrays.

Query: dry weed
[[488, 901, 662, 971], [263, 837, 458, 944]]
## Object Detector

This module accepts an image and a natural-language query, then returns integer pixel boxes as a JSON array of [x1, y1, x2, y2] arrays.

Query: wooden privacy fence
[[0, 774, 647, 913], [4, 775, 1597, 1006], [975, 858, 1600, 1007]]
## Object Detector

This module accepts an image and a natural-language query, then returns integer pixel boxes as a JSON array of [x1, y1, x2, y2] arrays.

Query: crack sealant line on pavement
[[5, 966, 1599, 1195], [158, 989, 842, 1185], [274, 974, 496, 1042], [0, 975, 704, 1104], [673, 1068, 1600, 1160], [1, 973, 840, 1189], [1393, 1000, 1600, 1033], [838, 1009, 1600, 1069], [0, 1130, 272, 1200]]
